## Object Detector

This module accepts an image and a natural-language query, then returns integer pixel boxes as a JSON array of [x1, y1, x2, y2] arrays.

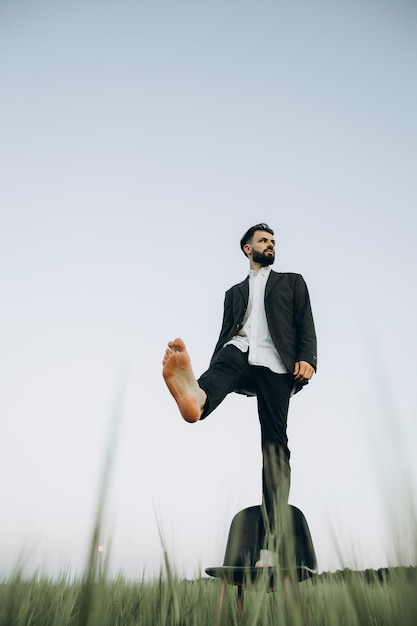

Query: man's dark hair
[[240, 223, 274, 256]]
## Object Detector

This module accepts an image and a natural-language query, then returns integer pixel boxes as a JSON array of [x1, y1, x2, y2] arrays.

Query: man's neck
[[249, 260, 261, 273]]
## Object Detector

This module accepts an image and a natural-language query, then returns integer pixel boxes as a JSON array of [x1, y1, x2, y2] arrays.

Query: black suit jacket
[[210, 271, 317, 395]]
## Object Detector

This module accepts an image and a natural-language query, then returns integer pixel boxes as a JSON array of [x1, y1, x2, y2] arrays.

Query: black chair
[[205, 505, 317, 624]]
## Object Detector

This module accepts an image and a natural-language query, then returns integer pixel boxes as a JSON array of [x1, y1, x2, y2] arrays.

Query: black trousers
[[198, 345, 294, 532]]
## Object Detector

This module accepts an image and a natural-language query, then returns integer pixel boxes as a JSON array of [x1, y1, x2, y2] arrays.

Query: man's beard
[[252, 248, 275, 266]]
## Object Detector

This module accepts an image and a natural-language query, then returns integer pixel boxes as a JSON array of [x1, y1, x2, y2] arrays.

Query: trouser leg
[[253, 370, 294, 538], [197, 345, 250, 419], [261, 444, 293, 569]]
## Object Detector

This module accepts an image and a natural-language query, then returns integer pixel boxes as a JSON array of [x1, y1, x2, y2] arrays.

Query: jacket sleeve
[[210, 289, 236, 364], [294, 275, 317, 371]]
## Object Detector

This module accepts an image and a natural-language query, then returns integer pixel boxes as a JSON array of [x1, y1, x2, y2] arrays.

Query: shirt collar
[[248, 265, 272, 278]]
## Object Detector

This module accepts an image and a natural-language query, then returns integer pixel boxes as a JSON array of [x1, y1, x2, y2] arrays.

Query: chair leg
[[214, 579, 226, 626], [237, 586, 244, 621]]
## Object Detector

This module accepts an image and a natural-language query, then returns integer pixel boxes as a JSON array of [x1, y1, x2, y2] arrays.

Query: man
[[162, 223, 317, 566]]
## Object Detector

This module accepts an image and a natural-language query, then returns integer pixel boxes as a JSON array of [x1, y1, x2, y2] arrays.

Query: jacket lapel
[[265, 271, 282, 300], [237, 276, 249, 303]]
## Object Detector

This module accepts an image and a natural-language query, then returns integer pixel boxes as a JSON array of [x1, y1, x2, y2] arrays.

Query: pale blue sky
[[1, 0, 416, 578]]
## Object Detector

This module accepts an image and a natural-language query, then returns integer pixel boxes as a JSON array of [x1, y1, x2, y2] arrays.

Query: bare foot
[[162, 338, 204, 423]]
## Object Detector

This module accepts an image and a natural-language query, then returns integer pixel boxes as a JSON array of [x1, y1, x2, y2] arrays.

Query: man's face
[[248, 230, 276, 266]]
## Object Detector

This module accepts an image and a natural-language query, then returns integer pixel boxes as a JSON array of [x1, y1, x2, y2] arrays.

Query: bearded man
[[162, 223, 317, 566]]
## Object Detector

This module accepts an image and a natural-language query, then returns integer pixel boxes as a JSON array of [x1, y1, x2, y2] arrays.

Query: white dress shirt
[[226, 266, 289, 374]]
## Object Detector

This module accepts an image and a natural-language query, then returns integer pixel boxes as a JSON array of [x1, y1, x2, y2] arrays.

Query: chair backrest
[[223, 505, 264, 568], [222, 504, 317, 574]]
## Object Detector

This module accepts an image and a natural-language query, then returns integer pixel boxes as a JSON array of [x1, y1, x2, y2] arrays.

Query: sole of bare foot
[[162, 338, 203, 423]]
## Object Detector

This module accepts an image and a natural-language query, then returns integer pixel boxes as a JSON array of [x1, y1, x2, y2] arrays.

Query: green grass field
[[1, 563, 416, 625], [3, 394, 416, 625]]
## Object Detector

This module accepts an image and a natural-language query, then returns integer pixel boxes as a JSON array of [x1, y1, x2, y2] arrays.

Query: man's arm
[[293, 274, 317, 375]]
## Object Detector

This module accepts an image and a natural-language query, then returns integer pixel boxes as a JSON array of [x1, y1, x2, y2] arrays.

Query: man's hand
[[293, 360, 315, 381]]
